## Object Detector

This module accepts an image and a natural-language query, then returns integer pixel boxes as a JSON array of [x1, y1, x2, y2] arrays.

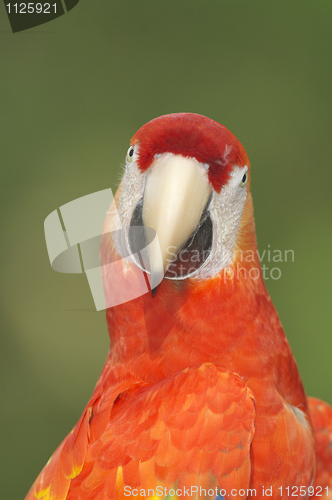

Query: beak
[[142, 153, 212, 292]]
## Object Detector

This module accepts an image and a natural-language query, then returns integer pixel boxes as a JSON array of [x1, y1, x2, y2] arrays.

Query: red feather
[[25, 114, 332, 500], [131, 113, 249, 192]]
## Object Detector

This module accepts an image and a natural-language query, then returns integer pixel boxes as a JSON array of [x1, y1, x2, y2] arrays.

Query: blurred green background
[[1, 1, 331, 497]]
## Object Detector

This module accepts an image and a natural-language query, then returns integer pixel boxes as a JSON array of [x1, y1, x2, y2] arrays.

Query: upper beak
[[142, 153, 212, 292]]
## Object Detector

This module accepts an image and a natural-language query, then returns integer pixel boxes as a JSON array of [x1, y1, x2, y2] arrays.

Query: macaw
[[25, 113, 332, 500]]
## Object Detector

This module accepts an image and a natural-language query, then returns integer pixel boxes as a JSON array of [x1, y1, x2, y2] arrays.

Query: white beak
[[142, 153, 212, 291]]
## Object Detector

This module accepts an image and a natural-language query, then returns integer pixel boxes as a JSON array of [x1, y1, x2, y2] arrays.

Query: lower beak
[[142, 153, 212, 292]]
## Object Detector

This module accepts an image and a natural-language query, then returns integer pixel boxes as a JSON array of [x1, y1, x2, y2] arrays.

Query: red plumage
[[25, 114, 332, 500], [131, 113, 248, 192]]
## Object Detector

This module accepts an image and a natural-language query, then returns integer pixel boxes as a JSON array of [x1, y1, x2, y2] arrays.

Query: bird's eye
[[126, 146, 135, 162], [240, 171, 248, 187]]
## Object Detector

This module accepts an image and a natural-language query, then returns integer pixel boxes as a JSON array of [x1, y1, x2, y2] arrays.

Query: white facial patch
[[114, 153, 248, 280], [112, 152, 145, 259], [195, 165, 249, 280]]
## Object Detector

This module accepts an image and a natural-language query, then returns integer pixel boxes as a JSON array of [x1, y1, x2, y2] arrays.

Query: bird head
[[103, 113, 258, 298]]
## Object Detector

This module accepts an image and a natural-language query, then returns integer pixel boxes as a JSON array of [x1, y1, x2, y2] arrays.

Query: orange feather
[[25, 114, 332, 500]]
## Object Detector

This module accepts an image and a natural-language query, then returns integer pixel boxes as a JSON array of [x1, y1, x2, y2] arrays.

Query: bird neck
[[105, 247, 270, 365], [103, 235, 307, 411]]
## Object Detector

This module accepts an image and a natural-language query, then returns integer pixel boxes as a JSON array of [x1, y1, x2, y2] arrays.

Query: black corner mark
[[3, 1, 80, 33], [64, 0, 79, 12]]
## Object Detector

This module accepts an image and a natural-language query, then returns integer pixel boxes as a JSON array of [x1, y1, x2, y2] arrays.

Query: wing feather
[[26, 363, 256, 500], [308, 397, 332, 498]]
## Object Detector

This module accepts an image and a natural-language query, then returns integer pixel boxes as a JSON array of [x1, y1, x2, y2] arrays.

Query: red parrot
[[25, 113, 332, 500]]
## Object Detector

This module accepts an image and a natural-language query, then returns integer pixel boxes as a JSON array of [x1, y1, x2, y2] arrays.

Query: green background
[[1, 1, 331, 498]]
